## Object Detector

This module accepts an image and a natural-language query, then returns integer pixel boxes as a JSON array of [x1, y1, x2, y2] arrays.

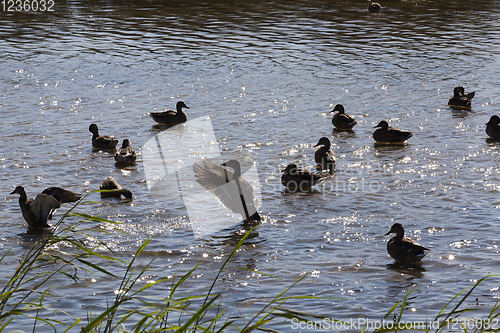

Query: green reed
[[1, 195, 499, 332]]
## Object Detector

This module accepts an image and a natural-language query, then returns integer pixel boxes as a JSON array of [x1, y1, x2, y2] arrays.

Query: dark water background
[[1, 0, 500, 331]]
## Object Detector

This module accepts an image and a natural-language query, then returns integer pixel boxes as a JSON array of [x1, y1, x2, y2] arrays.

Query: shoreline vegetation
[[1, 197, 498, 332]]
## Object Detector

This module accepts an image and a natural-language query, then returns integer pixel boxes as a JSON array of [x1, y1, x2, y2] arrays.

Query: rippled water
[[1, 0, 500, 330]]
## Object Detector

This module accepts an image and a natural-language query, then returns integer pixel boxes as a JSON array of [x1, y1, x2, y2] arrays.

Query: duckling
[[281, 164, 323, 192], [486, 115, 500, 139], [10, 186, 81, 228], [114, 139, 137, 166], [373, 120, 413, 144], [314, 137, 336, 173], [330, 104, 357, 130], [89, 123, 119, 150], [385, 223, 430, 263], [367, 0, 382, 12], [99, 177, 132, 200], [149, 101, 189, 126], [448, 86, 475, 109]]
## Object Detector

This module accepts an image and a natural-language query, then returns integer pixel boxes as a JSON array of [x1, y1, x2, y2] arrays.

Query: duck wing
[[30, 194, 60, 227], [42, 187, 81, 203]]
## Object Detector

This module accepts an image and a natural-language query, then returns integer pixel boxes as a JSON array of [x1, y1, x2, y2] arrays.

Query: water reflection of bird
[[114, 139, 137, 166], [367, 0, 382, 12], [149, 101, 189, 126], [10, 186, 81, 228], [330, 104, 357, 130], [373, 120, 413, 144], [99, 177, 133, 200], [486, 115, 500, 139], [89, 123, 119, 150], [193, 159, 261, 221], [281, 164, 323, 192], [448, 86, 474, 109], [314, 137, 336, 173], [385, 223, 430, 263]]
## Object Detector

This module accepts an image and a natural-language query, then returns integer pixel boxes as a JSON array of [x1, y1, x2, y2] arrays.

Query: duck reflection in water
[[193, 158, 261, 222]]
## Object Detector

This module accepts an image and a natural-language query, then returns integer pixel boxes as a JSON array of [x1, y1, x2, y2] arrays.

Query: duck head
[[453, 86, 465, 97], [177, 101, 189, 110], [283, 163, 298, 173], [486, 115, 500, 126], [10, 185, 25, 196], [222, 159, 242, 177], [89, 123, 99, 135], [121, 139, 131, 148], [330, 104, 345, 114], [385, 223, 405, 237], [374, 120, 389, 130], [314, 137, 331, 148]]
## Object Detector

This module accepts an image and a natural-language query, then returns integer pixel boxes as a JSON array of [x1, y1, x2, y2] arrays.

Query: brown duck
[[373, 120, 413, 143], [385, 223, 430, 263], [99, 177, 132, 200], [114, 139, 137, 166], [330, 104, 357, 130], [89, 123, 119, 150], [281, 164, 323, 192], [10, 186, 81, 228], [486, 115, 500, 139], [314, 137, 336, 173], [448, 86, 475, 109], [367, 0, 382, 12], [149, 101, 189, 125]]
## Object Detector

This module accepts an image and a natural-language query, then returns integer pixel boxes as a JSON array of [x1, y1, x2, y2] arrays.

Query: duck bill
[[10, 190, 16, 195], [385, 231, 391, 235]]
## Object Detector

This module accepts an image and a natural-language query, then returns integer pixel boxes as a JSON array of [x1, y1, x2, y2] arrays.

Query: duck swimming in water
[[330, 104, 357, 130], [281, 163, 323, 192], [149, 101, 189, 126], [448, 86, 475, 109], [367, 0, 382, 12], [89, 123, 119, 150], [385, 223, 430, 263], [486, 115, 500, 140], [114, 139, 137, 166], [99, 177, 132, 200], [373, 120, 413, 144], [314, 137, 336, 173], [10, 186, 81, 228]]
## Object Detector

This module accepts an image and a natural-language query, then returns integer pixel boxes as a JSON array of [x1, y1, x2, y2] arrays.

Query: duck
[[149, 101, 189, 126], [373, 120, 413, 144], [367, 0, 382, 12], [448, 86, 475, 109], [330, 104, 357, 130], [114, 139, 137, 166], [281, 164, 323, 192], [385, 223, 430, 263], [486, 115, 500, 140], [89, 123, 119, 150], [314, 137, 336, 173], [99, 177, 132, 200], [193, 159, 261, 221], [10, 186, 81, 228]]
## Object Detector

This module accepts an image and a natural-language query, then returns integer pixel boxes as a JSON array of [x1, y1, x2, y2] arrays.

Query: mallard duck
[[99, 177, 132, 200], [373, 120, 413, 143], [149, 101, 189, 125], [281, 164, 323, 192], [10, 186, 81, 228], [193, 159, 261, 221], [486, 115, 500, 139], [367, 0, 382, 12], [385, 223, 430, 263], [114, 139, 137, 166], [448, 86, 475, 109], [89, 123, 119, 150], [314, 137, 336, 173], [330, 104, 357, 130]]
